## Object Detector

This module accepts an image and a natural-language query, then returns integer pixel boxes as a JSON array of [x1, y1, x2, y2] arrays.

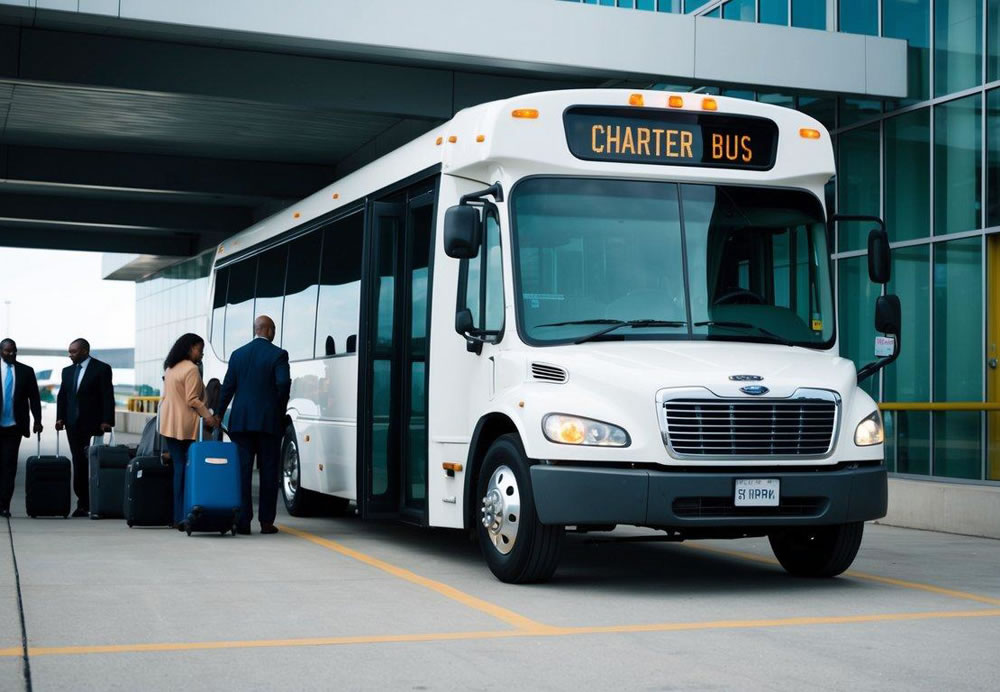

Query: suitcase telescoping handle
[[37, 430, 60, 457], [197, 421, 226, 443]]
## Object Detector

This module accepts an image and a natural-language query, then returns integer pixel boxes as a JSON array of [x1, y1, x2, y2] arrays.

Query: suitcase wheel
[[127, 521, 133, 528], [186, 528, 192, 536], [29, 515, 35, 519], [219, 530, 226, 536]]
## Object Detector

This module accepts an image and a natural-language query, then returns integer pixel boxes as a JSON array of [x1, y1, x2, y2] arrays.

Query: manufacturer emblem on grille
[[740, 385, 770, 396], [729, 374, 764, 381]]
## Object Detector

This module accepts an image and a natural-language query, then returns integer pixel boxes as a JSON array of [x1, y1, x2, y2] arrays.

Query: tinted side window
[[484, 212, 504, 333], [254, 245, 288, 346], [224, 258, 257, 360], [315, 213, 364, 357], [283, 231, 322, 360], [211, 267, 229, 356]]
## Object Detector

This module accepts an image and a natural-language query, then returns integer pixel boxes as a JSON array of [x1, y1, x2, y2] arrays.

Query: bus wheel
[[768, 522, 864, 578], [281, 426, 319, 517], [476, 434, 563, 584]]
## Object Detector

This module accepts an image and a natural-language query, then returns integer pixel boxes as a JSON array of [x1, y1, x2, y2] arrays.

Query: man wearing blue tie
[[55, 338, 115, 517], [218, 315, 291, 535], [0, 339, 43, 518]]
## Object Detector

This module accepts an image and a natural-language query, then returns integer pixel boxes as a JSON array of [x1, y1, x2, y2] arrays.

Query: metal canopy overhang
[[0, 0, 907, 278]]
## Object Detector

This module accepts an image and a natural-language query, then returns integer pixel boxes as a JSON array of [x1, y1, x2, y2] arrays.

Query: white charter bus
[[204, 89, 900, 583]]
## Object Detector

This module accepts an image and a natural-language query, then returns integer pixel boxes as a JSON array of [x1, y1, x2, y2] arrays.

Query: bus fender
[[462, 411, 527, 531]]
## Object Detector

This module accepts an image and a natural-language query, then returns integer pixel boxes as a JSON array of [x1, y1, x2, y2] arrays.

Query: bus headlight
[[542, 414, 629, 447], [854, 411, 884, 446]]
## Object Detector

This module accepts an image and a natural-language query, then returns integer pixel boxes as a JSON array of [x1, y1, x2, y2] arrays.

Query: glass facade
[[134, 252, 214, 395]]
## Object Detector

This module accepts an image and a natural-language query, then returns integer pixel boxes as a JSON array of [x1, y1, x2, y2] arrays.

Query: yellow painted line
[[3, 609, 998, 658], [278, 524, 551, 632], [683, 542, 1000, 607]]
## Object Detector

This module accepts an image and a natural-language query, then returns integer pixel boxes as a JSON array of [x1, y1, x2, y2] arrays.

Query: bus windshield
[[511, 178, 834, 348]]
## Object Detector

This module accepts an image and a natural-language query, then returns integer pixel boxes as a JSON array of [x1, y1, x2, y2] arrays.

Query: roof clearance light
[[800, 128, 822, 139], [476, 134, 485, 143], [293, 212, 301, 219], [668, 95, 684, 108], [702, 97, 718, 111], [512, 108, 539, 119], [448, 135, 457, 143], [332, 193, 340, 199], [435, 136, 443, 146], [629, 93, 644, 107]]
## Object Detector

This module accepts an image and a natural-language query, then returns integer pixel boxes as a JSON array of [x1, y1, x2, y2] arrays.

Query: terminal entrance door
[[358, 184, 435, 522]]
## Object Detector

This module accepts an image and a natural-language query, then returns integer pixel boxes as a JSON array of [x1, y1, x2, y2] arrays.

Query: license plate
[[734, 478, 779, 507]]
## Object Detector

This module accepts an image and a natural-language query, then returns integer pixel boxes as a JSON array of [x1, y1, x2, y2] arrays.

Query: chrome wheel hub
[[480, 464, 520, 555], [282, 440, 299, 502]]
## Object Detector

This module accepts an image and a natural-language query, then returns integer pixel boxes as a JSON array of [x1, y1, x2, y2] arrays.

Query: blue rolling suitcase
[[183, 426, 241, 536]]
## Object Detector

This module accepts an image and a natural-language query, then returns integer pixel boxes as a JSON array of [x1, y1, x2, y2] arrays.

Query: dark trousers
[[230, 431, 281, 529], [0, 427, 21, 512], [163, 437, 192, 526], [66, 426, 93, 511]]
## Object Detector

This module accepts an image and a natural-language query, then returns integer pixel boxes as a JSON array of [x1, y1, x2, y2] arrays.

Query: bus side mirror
[[868, 228, 891, 284], [455, 307, 484, 355], [444, 205, 481, 259], [875, 294, 901, 335]]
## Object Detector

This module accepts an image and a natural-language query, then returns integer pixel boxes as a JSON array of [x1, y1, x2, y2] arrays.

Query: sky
[[0, 248, 135, 350]]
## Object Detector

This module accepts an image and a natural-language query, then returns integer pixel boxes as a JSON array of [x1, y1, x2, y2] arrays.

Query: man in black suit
[[218, 315, 291, 535], [0, 339, 43, 518], [55, 338, 115, 517]]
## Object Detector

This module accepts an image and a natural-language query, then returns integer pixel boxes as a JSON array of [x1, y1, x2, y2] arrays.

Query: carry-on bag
[[183, 425, 241, 536], [25, 432, 72, 518], [124, 414, 172, 527], [87, 429, 131, 519]]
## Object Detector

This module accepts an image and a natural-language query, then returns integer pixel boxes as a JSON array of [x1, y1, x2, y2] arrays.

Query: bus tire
[[280, 425, 321, 517], [768, 521, 864, 578], [476, 433, 563, 584]]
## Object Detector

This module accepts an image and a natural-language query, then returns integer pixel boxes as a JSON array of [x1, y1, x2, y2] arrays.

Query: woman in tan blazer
[[159, 333, 220, 528]]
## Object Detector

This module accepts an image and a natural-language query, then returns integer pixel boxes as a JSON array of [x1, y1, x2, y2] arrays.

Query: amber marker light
[[293, 212, 301, 219], [476, 134, 485, 142], [332, 193, 339, 199], [448, 135, 457, 143], [668, 95, 684, 108], [800, 128, 822, 139], [629, 93, 644, 107], [511, 108, 539, 119], [435, 136, 443, 145], [442, 462, 463, 472], [702, 97, 718, 111]]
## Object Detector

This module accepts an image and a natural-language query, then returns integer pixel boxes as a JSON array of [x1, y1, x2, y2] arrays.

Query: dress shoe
[[71, 508, 89, 518], [0, 509, 10, 518], [259, 524, 278, 535], [236, 526, 252, 536]]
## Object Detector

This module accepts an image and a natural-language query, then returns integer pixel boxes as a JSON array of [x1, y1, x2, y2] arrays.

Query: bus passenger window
[[315, 212, 364, 358], [283, 230, 322, 360], [254, 244, 288, 347], [224, 259, 257, 360]]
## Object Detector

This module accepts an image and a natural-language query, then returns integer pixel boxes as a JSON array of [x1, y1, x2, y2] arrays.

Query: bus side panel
[[289, 356, 358, 500]]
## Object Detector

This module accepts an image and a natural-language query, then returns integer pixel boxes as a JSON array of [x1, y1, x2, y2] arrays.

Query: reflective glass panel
[[210, 267, 228, 358], [885, 108, 931, 242], [934, 95, 982, 236], [884, 0, 930, 105], [283, 231, 322, 361], [935, 0, 983, 97], [990, 0, 1000, 82], [759, 0, 788, 25], [723, 0, 754, 21], [792, 0, 824, 29], [316, 213, 364, 357], [837, 124, 880, 252], [840, 0, 877, 35], [837, 256, 879, 399], [988, 89, 1000, 227], [933, 237, 983, 479]]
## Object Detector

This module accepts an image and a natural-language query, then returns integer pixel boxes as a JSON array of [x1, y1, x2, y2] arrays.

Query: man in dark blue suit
[[218, 315, 291, 535], [0, 339, 44, 518]]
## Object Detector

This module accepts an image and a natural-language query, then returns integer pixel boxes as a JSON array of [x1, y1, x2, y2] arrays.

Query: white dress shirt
[[75, 357, 91, 390]]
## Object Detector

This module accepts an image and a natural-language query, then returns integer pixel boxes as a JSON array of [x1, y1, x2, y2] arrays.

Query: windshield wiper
[[694, 320, 794, 347], [538, 319, 688, 345]]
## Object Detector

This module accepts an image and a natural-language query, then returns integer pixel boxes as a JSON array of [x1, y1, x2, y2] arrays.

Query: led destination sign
[[564, 106, 779, 170]]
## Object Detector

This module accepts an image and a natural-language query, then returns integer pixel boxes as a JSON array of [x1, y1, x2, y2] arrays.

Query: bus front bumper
[[529, 463, 887, 528]]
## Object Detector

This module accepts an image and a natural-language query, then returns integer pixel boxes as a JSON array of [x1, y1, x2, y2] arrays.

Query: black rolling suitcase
[[88, 430, 131, 519], [124, 416, 173, 527], [25, 432, 71, 518]]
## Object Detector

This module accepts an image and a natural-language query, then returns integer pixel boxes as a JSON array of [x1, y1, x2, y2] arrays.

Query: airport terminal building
[[2, 1, 998, 532]]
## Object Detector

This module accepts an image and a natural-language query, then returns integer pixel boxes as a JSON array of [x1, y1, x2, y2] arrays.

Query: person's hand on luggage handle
[[100, 423, 113, 433], [55, 419, 64, 431], [207, 414, 222, 430], [32, 421, 43, 434]]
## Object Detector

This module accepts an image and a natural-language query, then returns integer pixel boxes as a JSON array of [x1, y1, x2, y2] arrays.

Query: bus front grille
[[662, 398, 837, 457]]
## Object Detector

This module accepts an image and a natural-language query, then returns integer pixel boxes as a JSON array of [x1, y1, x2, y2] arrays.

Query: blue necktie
[[3, 365, 12, 427]]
